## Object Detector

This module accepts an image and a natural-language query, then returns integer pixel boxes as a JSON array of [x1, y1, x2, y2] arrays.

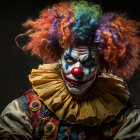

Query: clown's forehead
[[64, 45, 98, 61]]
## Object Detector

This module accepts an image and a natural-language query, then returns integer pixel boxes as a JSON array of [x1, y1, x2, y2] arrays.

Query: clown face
[[61, 45, 101, 95]]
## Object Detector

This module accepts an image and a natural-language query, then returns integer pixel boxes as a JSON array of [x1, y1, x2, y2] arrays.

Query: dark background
[[0, 0, 140, 113]]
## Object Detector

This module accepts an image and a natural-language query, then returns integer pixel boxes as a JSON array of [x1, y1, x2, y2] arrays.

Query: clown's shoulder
[[0, 88, 140, 140]]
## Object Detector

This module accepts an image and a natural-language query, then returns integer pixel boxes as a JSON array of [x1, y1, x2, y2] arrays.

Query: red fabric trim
[[24, 89, 60, 140], [44, 116, 60, 140], [24, 89, 43, 130]]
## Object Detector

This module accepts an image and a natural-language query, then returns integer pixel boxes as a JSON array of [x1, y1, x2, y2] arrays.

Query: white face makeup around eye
[[60, 45, 101, 95]]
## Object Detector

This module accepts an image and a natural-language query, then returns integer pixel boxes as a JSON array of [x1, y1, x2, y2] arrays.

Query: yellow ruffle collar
[[29, 63, 130, 126]]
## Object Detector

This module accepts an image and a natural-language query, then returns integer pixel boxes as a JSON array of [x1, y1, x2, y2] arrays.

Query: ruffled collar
[[29, 63, 130, 126]]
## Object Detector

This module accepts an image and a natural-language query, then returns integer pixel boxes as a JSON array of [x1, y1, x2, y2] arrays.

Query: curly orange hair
[[22, 2, 74, 62], [95, 14, 140, 79]]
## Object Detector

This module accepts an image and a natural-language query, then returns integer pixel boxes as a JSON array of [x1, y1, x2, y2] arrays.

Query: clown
[[61, 45, 101, 95], [0, 1, 140, 140]]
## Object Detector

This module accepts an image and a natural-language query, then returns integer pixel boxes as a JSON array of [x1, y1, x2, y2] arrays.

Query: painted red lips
[[62, 71, 95, 86]]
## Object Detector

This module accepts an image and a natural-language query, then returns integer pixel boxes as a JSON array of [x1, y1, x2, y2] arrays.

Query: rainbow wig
[[22, 1, 140, 80], [95, 13, 140, 79]]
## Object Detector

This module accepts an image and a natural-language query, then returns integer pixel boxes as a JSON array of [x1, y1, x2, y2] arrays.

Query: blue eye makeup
[[82, 58, 96, 67], [64, 47, 73, 70], [68, 46, 72, 57], [88, 48, 92, 60], [64, 47, 97, 72], [65, 62, 69, 70]]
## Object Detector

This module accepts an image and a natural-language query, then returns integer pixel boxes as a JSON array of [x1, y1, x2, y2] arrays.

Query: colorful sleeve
[[114, 109, 140, 140], [0, 98, 33, 139]]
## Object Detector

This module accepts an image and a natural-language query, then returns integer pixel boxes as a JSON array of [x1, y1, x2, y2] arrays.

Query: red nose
[[71, 67, 83, 77]]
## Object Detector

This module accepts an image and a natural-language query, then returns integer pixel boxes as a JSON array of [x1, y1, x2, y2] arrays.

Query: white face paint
[[61, 45, 101, 95]]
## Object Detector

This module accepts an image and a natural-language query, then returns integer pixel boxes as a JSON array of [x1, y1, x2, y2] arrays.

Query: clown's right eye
[[64, 55, 74, 64]]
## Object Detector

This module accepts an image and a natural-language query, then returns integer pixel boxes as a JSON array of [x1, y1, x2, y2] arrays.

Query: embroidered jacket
[[0, 89, 139, 140]]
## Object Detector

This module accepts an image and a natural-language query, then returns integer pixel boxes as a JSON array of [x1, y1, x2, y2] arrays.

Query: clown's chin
[[61, 71, 97, 95], [66, 81, 93, 95]]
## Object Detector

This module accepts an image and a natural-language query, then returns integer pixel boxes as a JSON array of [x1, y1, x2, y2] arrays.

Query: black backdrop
[[0, 0, 140, 113]]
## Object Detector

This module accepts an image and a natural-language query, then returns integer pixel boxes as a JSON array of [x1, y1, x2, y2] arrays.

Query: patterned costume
[[0, 1, 140, 140]]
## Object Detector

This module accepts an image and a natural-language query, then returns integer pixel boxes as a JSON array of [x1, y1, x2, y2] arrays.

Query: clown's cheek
[[62, 63, 72, 75], [61, 59, 68, 73], [83, 67, 95, 76], [90, 67, 98, 74]]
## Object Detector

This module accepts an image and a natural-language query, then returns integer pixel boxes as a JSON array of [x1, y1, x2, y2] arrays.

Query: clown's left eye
[[82, 59, 96, 67]]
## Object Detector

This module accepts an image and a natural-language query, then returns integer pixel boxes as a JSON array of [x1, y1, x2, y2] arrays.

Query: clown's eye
[[82, 59, 96, 67], [64, 55, 75, 64]]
